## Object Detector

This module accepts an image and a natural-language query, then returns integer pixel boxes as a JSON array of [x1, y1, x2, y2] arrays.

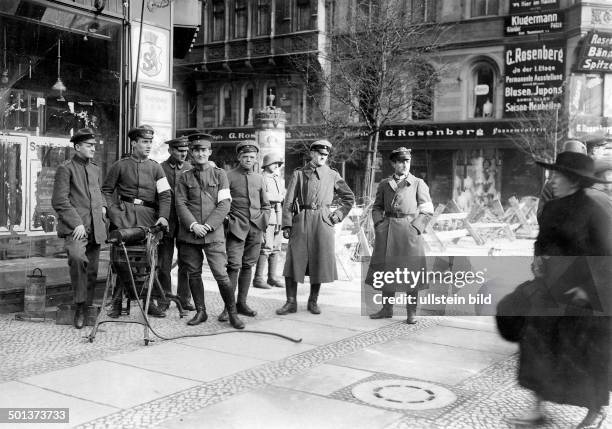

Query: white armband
[[218, 188, 231, 202], [417, 202, 434, 214], [156, 177, 171, 193]]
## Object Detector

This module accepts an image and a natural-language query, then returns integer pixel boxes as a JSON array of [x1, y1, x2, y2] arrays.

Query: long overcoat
[[282, 162, 355, 284], [51, 155, 107, 244], [365, 174, 433, 293]]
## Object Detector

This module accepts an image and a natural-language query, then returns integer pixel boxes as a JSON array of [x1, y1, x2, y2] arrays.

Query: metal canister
[[24, 268, 46, 318]]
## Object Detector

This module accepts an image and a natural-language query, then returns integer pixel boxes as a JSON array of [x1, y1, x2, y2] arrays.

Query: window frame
[[468, 59, 498, 119]]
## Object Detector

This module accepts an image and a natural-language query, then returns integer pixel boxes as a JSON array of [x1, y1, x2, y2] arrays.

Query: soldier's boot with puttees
[[276, 278, 298, 315], [236, 266, 257, 317], [107, 285, 123, 318], [218, 282, 245, 330], [369, 290, 395, 319], [187, 276, 208, 326], [252, 254, 271, 289], [307, 283, 321, 315], [267, 252, 284, 287], [218, 269, 238, 322], [406, 300, 417, 325]]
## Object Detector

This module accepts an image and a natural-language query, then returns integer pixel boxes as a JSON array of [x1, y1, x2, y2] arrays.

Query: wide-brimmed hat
[[536, 152, 612, 184]]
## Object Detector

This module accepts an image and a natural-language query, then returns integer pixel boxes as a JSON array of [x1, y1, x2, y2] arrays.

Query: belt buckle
[[133, 198, 143, 205]]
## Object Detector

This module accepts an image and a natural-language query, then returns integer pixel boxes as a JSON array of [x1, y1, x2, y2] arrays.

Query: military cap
[[310, 139, 332, 155], [166, 136, 189, 149], [262, 152, 284, 168], [187, 132, 213, 149], [236, 140, 259, 154], [128, 124, 154, 140], [390, 147, 412, 161], [70, 128, 96, 145]]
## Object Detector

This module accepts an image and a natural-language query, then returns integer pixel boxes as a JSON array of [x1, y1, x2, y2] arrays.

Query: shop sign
[[132, 24, 170, 86], [574, 31, 612, 73], [504, 40, 565, 114], [569, 115, 612, 140], [509, 0, 558, 14], [504, 11, 563, 36], [138, 84, 175, 162]]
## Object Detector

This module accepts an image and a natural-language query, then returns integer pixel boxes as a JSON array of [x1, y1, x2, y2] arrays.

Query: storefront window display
[[0, 2, 121, 258]]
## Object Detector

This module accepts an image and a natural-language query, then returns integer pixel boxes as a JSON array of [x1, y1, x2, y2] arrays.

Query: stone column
[[254, 97, 286, 177]]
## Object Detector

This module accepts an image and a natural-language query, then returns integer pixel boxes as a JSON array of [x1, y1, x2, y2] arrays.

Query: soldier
[[101, 125, 171, 318], [253, 152, 285, 289], [277, 140, 355, 315], [175, 133, 244, 328], [366, 147, 434, 324], [158, 136, 193, 312], [52, 128, 107, 329], [218, 140, 270, 322]]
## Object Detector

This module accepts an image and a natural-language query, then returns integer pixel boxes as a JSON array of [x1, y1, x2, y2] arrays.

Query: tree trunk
[[362, 133, 374, 201], [367, 127, 381, 200]]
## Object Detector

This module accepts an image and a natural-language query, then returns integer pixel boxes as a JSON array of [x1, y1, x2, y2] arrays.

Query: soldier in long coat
[[277, 140, 355, 315], [101, 125, 171, 318], [158, 136, 193, 312], [366, 147, 434, 324], [52, 128, 107, 329], [175, 133, 244, 329]]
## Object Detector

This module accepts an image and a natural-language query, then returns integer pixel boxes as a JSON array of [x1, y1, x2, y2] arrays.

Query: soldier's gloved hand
[[192, 223, 208, 238], [282, 227, 291, 239], [72, 224, 87, 240], [329, 212, 341, 225], [155, 217, 169, 232]]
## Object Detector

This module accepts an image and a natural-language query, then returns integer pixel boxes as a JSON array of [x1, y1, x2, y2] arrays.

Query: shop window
[[469, 61, 497, 119], [212, 0, 225, 41], [408, 0, 436, 23], [471, 0, 498, 17], [256, 0, 271, 36], [1, 90, 44, 133], [453, 148, 502, 211], [220, 85, 233, 126], [297, 0, 312, 30], [412, 63, 435, 120], [234, 0, 247, 39], [241, 84, 254, 125]]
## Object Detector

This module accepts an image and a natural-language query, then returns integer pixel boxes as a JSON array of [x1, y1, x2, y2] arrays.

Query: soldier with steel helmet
[[101, 125, 171, 318], [276, 139, 355, 316], [366, 147, 434, 324], [175, 133, 244, 328], [253, 151, 285, 289], [218, 140, 271, 323]]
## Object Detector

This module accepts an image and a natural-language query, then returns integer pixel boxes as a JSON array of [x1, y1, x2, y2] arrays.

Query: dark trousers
[[179, 241, 231, 285], [158, 234, 190, 302], [226, 228, 263, 272], [65, 235, 101, 305]]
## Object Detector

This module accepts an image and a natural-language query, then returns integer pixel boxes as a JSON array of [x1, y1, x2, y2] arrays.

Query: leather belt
[[121, 195, 157, 209], [300, 203, 330, 210], [385, 212, 414, 219]]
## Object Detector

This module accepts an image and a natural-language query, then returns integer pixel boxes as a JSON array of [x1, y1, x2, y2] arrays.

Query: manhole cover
[[351, 379, 457, 410]]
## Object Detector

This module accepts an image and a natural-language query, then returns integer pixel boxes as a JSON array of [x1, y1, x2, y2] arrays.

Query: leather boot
[[307, 283, 321, 315], [252, 254, 271, 289], [369, 290, 395, 319], [218, 270, 238, 322], [146, 299, 166, 318], [107, 285, 123, 318], [187, 276, 207, 326], [236, 266, 257, 317], [267, 252, 284, 287], [276, 278, 298, 315], [406, 299, 417, 324], [218, 282, 245, 329], [73, 302, 85, 329]]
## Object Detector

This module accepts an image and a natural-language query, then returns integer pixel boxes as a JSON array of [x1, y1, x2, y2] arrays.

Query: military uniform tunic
[[262, 171, 285, 254], [101, 156, 171, 229]]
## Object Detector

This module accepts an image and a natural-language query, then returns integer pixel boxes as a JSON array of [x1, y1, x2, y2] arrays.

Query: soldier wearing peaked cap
[[217, 140, 271, 323], [174, 132, 245, 328], [253, 152, 285, 289], [277, 139, 355, 316], [52, 128, 106, 329], [101, 124, 171, 318], [157, 136, 193, 312], [366, 147, 434, 324]]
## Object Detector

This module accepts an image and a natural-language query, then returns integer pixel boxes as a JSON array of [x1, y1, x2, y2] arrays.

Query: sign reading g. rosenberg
[[575, 31, 612, 72], [504, 41, 565, 114], [504, 11, 563, 36]]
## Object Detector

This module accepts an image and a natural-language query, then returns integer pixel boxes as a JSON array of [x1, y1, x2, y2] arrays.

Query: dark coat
[[519, 188, 612, 410], [161, 157, 192, 237], [365, 174, 433, 292], [226, 166, 270, 239], [101, 156, 171, 229], [282, 162, 355, 284], [175, 164, 231, 245], [51, 155, 107, 244]]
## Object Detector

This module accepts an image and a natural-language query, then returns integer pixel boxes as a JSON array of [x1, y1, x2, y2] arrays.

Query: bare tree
[[292, 0, 449, 200]]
